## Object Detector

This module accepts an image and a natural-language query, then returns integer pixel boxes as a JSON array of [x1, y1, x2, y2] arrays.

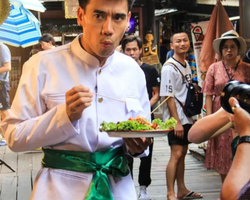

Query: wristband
[[237, 136, 250, 148]]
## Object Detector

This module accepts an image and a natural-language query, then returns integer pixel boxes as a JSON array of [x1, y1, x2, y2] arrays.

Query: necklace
[[222, 60, 240, 81]]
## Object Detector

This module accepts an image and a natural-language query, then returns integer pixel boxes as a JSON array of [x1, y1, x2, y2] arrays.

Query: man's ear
[[139, 48, 142, 55], [125, 12, 131, 32], [77, 7, 84, 27], [170, 43, 174, 50]]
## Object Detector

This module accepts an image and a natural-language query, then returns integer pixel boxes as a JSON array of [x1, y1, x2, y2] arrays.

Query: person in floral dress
[[203, 30, 250, 183]]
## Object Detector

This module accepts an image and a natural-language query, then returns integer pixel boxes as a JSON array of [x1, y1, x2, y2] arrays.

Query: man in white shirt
[[0, 0, 152, 199], [160, 30, 202, 200]]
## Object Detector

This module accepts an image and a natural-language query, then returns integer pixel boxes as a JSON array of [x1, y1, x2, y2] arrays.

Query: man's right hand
[[229, 97, 250, 137], [174, 121, 184, 138], [65, 85, 93, 122]]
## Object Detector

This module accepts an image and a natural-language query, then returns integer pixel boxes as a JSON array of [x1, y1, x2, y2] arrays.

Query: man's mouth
[[101, 41, 113, 48]]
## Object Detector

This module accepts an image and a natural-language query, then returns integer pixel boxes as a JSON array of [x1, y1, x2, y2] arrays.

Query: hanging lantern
[[0, 0, 10, 25]]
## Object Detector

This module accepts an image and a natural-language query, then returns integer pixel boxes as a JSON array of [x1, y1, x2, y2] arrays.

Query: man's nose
[[129, 50, 134, 55], [102, 17, 114, 35]]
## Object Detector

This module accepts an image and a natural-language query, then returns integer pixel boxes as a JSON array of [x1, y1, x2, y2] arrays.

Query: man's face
[[124, 40, 141, 62], [170, 32, 190, 55], [77, 0, 130, 64]]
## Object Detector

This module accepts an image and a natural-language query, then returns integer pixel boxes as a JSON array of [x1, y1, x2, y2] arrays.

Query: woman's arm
[[188, 108, 230, 143], [221, 97, 250, 200]]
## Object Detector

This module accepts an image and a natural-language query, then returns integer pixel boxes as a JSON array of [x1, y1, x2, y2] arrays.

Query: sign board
[[65, 0, 78, 19], [190, 21, 209, 84], [141, 54, 160, 66]]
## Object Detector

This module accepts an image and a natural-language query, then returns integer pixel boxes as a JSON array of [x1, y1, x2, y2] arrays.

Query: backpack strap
[[167, 62, 191, 83], [166, 62, 187, 109]]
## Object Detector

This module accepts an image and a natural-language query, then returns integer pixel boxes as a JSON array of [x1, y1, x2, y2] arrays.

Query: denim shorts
[[0, 81, 10, 110]]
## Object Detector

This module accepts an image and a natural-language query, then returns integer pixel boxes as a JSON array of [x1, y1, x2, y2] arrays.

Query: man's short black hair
[[170, 30, 188, 43], [78, 0, 135, 12], [121, 35, 142, 51]]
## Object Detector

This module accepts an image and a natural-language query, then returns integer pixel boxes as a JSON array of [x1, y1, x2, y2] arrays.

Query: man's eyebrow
[[114, 13, 127, 18], [93, 9, 126, 18], [93, 9, 106, 14], [93, 9, 126, 17]]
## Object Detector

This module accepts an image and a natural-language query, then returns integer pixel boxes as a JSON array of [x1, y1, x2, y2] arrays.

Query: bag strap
[[167, 62, 191, 84], [222, 60, 240, 81], [222, 61, 231, 80], [166, 62, 186, 108]]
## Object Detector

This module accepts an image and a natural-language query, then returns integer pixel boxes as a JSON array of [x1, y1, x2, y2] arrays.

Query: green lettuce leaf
[[100, 117, 177, 131]]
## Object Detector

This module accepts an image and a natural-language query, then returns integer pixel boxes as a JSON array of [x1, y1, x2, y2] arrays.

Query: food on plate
[[99, 116, 177, 132]]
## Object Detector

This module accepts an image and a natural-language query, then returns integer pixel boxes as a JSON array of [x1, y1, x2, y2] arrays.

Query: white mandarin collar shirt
[[0, 35, 150, 200]]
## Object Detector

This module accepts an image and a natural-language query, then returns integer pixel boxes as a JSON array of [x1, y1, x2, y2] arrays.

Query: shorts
[[0, 81, 10, 110], [167, 124, 192, 146]]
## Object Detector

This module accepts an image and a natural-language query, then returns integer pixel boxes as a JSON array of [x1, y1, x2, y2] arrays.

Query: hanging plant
[[0, 0, 10, 26]]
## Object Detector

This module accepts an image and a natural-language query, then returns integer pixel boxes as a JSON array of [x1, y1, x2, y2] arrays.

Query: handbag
[[167, 62, 203, 117]]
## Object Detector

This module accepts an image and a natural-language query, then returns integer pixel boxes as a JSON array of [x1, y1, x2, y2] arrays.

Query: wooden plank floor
[[0, 137, 221, 200], [133, 137, 221, 200]]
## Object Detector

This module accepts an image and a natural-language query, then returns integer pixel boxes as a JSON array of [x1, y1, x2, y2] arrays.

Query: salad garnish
[[99, 116, 177, 131]]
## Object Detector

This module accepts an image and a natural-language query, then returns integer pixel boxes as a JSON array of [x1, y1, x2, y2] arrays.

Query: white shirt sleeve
[[0, 60, 79, 152]]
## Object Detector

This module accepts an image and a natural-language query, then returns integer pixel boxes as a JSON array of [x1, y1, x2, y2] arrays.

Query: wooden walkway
[[134, 137, 221, 200], [0, 137, 221, 200]]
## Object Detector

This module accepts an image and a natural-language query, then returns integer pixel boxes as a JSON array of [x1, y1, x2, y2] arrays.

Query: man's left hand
[[123, 138, 152, 154]]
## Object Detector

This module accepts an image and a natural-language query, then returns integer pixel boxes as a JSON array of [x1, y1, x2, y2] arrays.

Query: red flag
[[199, 1, 234, 73]]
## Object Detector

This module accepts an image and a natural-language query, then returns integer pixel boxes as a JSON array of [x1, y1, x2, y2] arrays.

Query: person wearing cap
[[202, 30, 250, 183]]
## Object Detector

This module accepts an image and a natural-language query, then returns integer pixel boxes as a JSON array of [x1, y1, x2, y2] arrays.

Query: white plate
[[106, 130, 172, 138]]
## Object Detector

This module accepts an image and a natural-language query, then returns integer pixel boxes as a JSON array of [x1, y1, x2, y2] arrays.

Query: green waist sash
[[42, 147, 129, 200]]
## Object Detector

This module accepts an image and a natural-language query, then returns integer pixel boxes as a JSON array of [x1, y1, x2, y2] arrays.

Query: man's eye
[[114, 15, 125, 21], [94, 14, 103, 19]]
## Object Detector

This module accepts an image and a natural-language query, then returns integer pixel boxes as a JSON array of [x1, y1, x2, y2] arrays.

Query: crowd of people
[[1, 0, 250, 200]]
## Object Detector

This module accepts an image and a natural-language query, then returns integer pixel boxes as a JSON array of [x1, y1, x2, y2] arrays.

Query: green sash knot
[[42, 147, 129, 200]]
